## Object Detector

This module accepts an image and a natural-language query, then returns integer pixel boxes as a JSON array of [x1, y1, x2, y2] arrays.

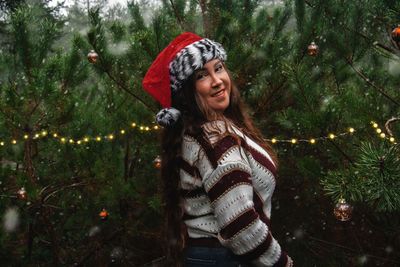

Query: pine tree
[[0, 0, 399, 266]]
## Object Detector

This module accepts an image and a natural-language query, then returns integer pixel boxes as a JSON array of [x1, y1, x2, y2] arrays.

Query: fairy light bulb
[[61, 137, 66, 143], [84, 137, 89, 142], [329, 133, 335, 139], [372, 122, 378, 128], [0, 141, 4, 146], [12, 140, 17, 144], [376, 128, 382, 134], [120, 130, 125, 134], [69, 139, 74, 144], [53, 133, 58, 138], [348, 127, 355, 133], [34, 133, 40, 139], [291, 138, 297, 144], [108, 134, 114, 140], [77, 140, 82, 144], [23, 135, 29, 139], [380, 133, 385, 138], [96, 136, 101, 141], [154, 126, 159, 130], [310, 138, 316, 144], [389, 137, 395, 143], [271, 138, 277, 144], [131, 122, 136, 128], [41, 130, 47, 136], [145, 127, 150, 131]]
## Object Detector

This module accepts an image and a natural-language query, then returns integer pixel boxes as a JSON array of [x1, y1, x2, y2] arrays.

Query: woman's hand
[[286, 256, 293, 267]]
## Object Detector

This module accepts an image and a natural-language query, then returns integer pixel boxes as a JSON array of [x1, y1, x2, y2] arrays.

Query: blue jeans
[[184, 246, 252, 267]]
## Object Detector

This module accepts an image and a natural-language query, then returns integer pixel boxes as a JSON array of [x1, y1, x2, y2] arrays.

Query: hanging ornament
[[99, 208, 109, 220], [391, 25, 400, 45], [153, 155, 162, 169], [87, 50, 99, 63], [333, 198, 353, 221], [17, 187, 27, 200], [307, 41, 319, 56]]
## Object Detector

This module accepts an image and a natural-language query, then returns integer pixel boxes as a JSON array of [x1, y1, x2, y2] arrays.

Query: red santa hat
[[142, 32, 227, 126]]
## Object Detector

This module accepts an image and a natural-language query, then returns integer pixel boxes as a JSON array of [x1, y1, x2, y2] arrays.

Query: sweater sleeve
[[195, 133, 289, 267]]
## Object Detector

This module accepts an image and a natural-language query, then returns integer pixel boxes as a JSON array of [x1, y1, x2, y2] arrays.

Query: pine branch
[[345, 58, 400, 107], [169, 0, 185, 30]]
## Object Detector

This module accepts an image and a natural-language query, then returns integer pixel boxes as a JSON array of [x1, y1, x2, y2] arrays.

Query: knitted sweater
[[180, 121, 288, 267]]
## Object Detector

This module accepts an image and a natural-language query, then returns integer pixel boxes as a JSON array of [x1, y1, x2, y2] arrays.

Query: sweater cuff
[[272, 251, 288, 267]]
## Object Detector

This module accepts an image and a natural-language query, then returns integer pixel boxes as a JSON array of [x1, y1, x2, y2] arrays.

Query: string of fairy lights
[[0, 120, 396, 148], [265, 121, 397, 145]]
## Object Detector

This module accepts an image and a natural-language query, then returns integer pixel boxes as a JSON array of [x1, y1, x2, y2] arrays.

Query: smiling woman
[[142, 32, 293, 267], [194, 59, 232, 117]]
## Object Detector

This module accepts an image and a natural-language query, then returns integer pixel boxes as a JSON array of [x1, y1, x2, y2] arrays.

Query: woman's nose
[[211, 74, 222, 88]]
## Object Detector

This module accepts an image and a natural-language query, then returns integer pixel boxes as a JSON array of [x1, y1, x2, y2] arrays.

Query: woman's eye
[[215, 65, 223, 72], [196, 72, 207, 80]]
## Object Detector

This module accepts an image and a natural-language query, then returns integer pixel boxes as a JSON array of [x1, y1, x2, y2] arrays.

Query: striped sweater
[[180, 121, 288, 267]]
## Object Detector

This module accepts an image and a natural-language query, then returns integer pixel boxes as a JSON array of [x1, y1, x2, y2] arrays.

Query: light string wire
[[0, 120, 396, 147]]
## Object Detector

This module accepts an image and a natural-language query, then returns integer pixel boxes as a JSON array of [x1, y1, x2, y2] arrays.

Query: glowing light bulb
[[12, 140, 17, 144], [84, 137, 89, 142], [120, 130, 125, 134], [380, 133, 385, 138], [291, 138, 297, 144], [96, 136, 101, 141], [140, 126, 144, 131], [108, 134, 114, 140], [41, 130, 47, 136], [61, 138, 66, 143], [131, 123, 136, 128], [53, 133, 58, 138], [310, 138, 316, 144], [145, 127, 150, 131], [389, 137, 395, 143], [329, 134, 335, 139], [372, 122, 378, 128], [24, 135, 29, 139], [34, 134, 40, 139], [0, 141, 4, 146], [348, 127, 355, 133], [376, 128, 382, 134], [271, 138, 277, 144], [154, 126, 159, 130], [69, 139, 74, 144], [77, 140, 82, 144]]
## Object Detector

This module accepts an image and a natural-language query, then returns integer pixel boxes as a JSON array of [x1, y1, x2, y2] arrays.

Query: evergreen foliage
[[0, 0, 399, 266]]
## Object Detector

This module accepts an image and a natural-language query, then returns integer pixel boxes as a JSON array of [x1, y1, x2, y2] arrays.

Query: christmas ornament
[[87, 50, 99, 63], [99, 208, 109, 220], [153, 155, 162, 169], [391, 25, 400, 45], [17, 187, 27, 200], [333, 198, 353, 221], [307, 41, 319, 56]]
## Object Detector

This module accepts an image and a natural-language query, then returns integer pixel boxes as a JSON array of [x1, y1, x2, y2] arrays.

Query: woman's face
[[194, 59, 231, 114]]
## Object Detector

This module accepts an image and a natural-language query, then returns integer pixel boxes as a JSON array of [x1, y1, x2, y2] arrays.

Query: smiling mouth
[[211, 89, 225, 97]]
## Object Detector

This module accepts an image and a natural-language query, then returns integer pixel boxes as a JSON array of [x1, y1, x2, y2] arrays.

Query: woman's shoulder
[[201, 119, 245, 146]]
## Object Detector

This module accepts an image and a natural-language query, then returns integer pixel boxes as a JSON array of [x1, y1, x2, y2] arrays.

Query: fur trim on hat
[[156, 107, 182, 127], [169, 38, 227, 94]]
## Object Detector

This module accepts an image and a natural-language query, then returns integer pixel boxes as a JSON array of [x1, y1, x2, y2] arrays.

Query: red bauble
[[307, 41, 319, 56], [392, 26, 400, 44], [87, 50, 99, 63], [153, 155, 162, 169], [99, 208, 109, 220], [17, 187, 27, 200], [333, 198, 353, 221]]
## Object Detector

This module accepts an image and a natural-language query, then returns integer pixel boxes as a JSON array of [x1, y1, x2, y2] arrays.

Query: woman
[[143, 32, 293, 267]]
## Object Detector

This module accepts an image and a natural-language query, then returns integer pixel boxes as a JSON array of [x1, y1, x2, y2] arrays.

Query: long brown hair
[[160, 67, 277, 266]]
